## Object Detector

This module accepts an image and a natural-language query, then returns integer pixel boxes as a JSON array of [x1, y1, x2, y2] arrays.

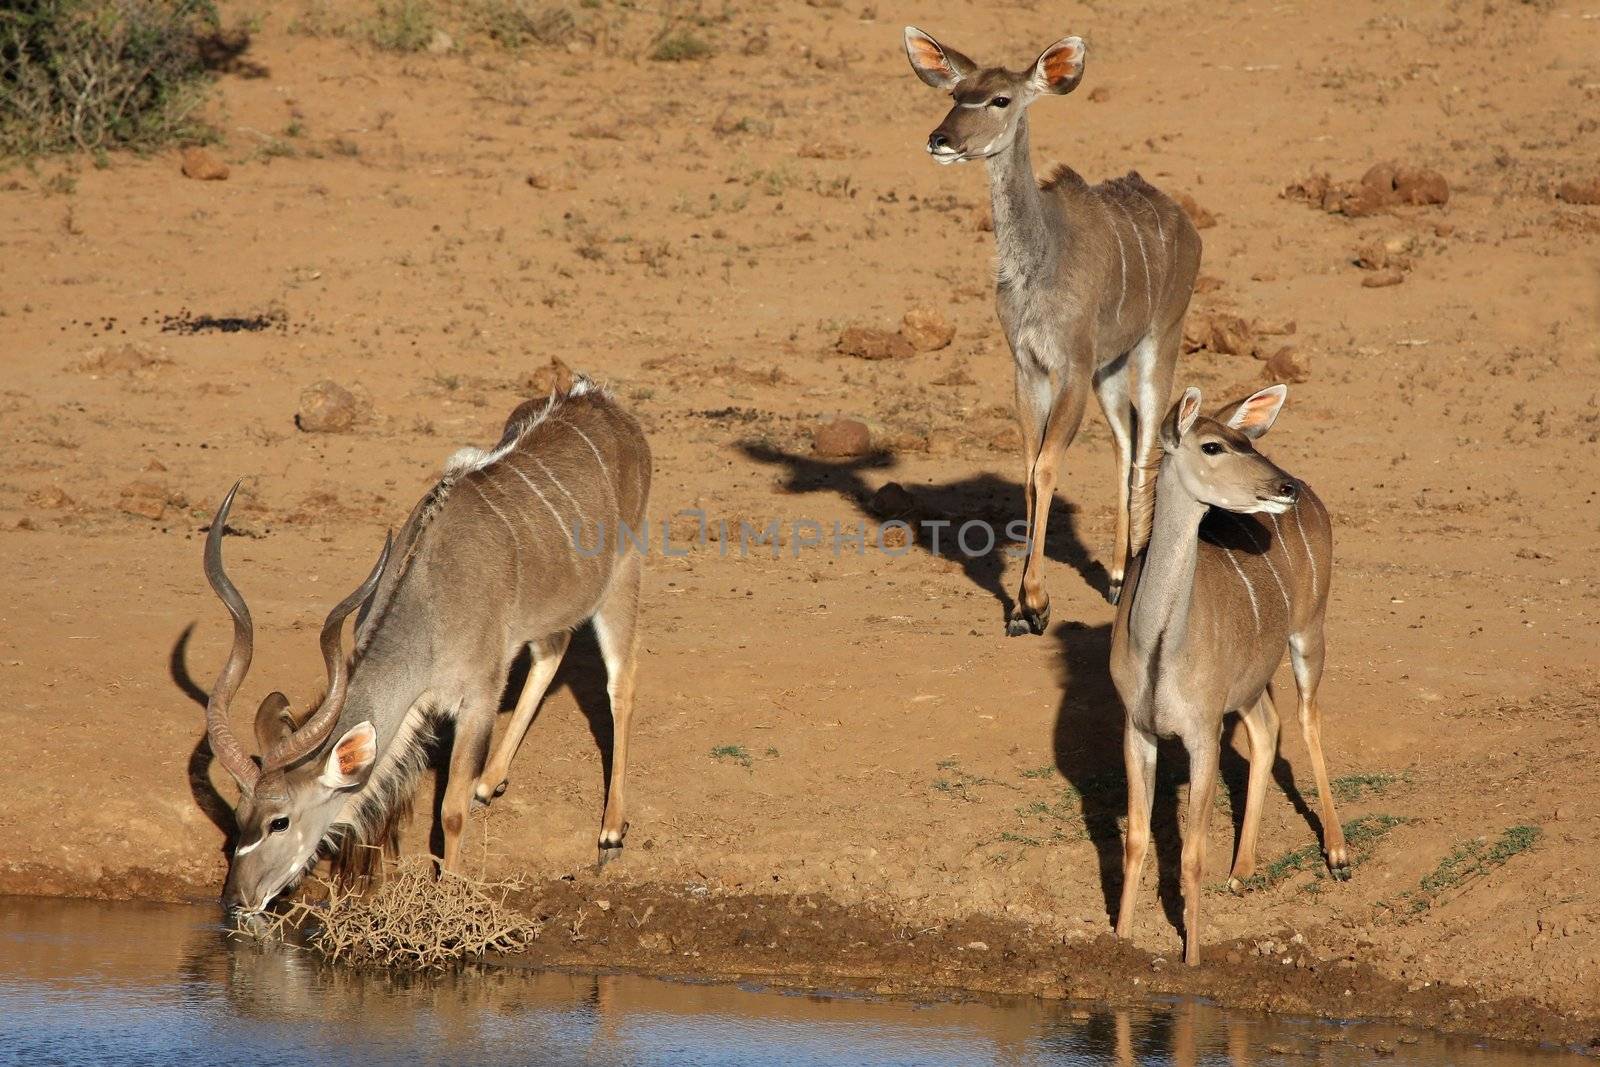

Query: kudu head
[[903, 27, 1085, 165], [1160, 385, 1301, 515], [201, 482, 391, 915]]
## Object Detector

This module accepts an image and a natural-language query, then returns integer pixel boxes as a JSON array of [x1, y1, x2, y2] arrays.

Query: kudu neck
[[1127, 456, 1210, 651], [984, 113, 1054, 275]]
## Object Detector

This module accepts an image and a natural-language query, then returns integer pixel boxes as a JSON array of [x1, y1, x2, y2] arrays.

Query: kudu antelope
[[201, 377, 650, 914], [904, 28, 1201, 634], [1110, 384, 1345, 965]]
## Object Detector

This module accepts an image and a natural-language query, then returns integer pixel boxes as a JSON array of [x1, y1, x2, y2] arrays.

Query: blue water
[[0, 897, 1585, 1066]]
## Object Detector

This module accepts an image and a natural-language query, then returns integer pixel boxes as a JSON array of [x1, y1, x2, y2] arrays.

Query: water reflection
[[0, 897, 1584, 1066]]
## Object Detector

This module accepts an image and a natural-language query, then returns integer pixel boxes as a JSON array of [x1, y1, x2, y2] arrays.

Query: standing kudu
[[1110, 384, 1346, 965], [202, 377, 650, 914], [905, 28, 1201, 634]]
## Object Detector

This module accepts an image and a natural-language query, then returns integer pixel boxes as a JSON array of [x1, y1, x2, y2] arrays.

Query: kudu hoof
[[1107, 578, 1123, 606], [1006, 601, 1050, 637], [596, 822, 629, 869], [471, 779, 508, 808]]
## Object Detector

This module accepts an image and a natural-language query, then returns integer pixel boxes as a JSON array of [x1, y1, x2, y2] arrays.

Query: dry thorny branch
[[235, 856, 541, 971]]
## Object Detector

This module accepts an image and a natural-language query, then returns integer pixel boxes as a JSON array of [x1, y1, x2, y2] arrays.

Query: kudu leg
[[593, 553, 642, 866], [1228, 688, 1281, 890], [1181, 732, 1222, 966], [441, 704, 495, 873], [1115, 723, 1158, 939], [474, 630, 573, 806], [1290, 623, 1349, 876], [1092, 360, 1134, 605], [1010, 365, 1050, 622], [1009, 369, 1090, 637]]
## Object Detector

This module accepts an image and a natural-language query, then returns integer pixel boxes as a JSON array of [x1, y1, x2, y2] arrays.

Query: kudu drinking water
[[202, 377, 650, 914], [1110, 384, 1345, 965], [905, 28, 1202, 634]]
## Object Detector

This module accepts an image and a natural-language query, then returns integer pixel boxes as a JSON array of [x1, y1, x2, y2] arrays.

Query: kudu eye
[[268, 816, 290, 834], [1200, 442, 1224, 456], [990, 96, 1011, 109]]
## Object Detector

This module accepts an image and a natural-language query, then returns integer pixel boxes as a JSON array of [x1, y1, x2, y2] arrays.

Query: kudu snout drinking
[[1110, 384, 1345, 965], [904, 27, 1201, 634], [201, 377, 651, 915]]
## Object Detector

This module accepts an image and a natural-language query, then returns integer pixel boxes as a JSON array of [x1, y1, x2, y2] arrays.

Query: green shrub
[[649, 28, 710, 62], [0, 0, 219, 156], [366, 0, 435, 52]]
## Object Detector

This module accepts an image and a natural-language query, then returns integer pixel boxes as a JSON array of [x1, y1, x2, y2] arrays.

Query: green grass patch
[[366, 0, 436, 52], [1231, 813, 1407, 893], [1019, 765, 1055, 780], [1331, 771, 1406, 803], [1, 0, 220, 156], [710, 744, 751, 769], [649, 28, 710, 62], [1402, 824, 1540, 913]]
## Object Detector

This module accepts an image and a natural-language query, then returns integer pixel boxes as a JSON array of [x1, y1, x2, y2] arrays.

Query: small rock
[[526, 172, 552, 190], [1184, 310, 1254, 356], [1556, 178, 1600, 206], [1361, 268, 1405, 289], [426, 28, 454, 54], [797, 140, 853, 160], [932, 364, 974, 386], [900, 306, 955, 352], [1193, 275, 1225, 294], [837, 325, 914, 360], [180, 146, 229, 181], [871, 482, 916, 517], [524, 356, 575, 396], [26, 486, 73, 510], [1251, 317, 1296, 336], [965, 940, 990, 951], [295, 380, 362, 433], [1264, 346, 1310, 382], [1395, 166, 1449, 205], [78, 342, 168, 377], [813, 418, 872, 458], [1172, 190, 1216, 229], [119, 480, 175, 520], [1087, 86, 1111, 103]]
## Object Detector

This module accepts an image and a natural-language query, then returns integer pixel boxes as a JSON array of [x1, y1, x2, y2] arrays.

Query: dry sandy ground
[[2, 0, 1598, 1050]]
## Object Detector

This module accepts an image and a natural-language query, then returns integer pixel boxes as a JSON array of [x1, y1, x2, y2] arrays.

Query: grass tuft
[[711, 744, 751, 768], [1402, 824, 1540, 913], [649, 28, 710, 62], [1233, 813, 1407, 892], [1331, 770, 1406, 803]]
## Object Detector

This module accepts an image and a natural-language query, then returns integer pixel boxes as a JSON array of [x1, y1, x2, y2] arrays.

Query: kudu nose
[[1279, 480, 1300, 501], [928, 132, 950, 151]]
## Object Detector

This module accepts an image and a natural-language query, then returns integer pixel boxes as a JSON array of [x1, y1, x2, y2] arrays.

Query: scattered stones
[[1172, 190, 1216, 229], [812, 417, 872, 458], [1361, 268, 1405, 289], [837, 325, 914, 361], [295, 380, 362, 433], [1265, 345, 1312, 383], [900, 306, 955, 352], [119, 480, 180, 520], [1285, 162, 1449, 216], [180, 146, 229, 181], [1556, 178, 1600, 206], [76, 342, 169, 378], [524, 355, 576, 396], [932, 364, 975, 387]]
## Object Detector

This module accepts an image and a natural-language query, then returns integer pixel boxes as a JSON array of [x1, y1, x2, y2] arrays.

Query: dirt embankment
[[2, 0, 1598, 1053]]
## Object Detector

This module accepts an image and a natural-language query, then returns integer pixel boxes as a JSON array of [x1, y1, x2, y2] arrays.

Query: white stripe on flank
[[1135, 187, 1165, 244], [1121, 202, 1152, 321], [1110, 209, 1128, 324], [502, 463, 570, 540], [1235, 517, 1290, 615], [1293, 501, 1318, 594], [1221, 545, 1260, 632], [533, 458, 586, 523], [568, 424, 609, 478], [468, 479, 524, 589]]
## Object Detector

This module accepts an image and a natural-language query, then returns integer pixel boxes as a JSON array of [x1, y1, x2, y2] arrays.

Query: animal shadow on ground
[[171, 623, 238, 853], [739, 442, 1111, 618], [428, 624, 617, 861], [1051, 583, 1323, 941]]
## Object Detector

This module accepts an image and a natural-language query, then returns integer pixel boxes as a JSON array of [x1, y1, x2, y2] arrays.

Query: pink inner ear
[[911, 38, 949, 75], [336, 731, 373, 775], [1044, 45, 1082, 83]]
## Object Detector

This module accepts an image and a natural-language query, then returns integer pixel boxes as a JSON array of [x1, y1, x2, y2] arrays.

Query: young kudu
[[1110, 385, 1346, 965], [202, 378, 651, 915], [905, 28, 1202, 634]]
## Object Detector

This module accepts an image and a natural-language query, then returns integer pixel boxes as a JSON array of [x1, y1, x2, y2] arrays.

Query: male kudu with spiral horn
[[201, 377, 651, 915], [905, 27, 1201, 633]]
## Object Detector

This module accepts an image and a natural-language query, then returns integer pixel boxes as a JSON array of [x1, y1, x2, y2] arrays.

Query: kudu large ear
[[1160, 388, 1204, 452], [904, 27, 975, 90], [253, 691, 296, 753], [1029, 36, 1086, 96], [1218, 384, 1288, 439], [319, 721, 376, 790]]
